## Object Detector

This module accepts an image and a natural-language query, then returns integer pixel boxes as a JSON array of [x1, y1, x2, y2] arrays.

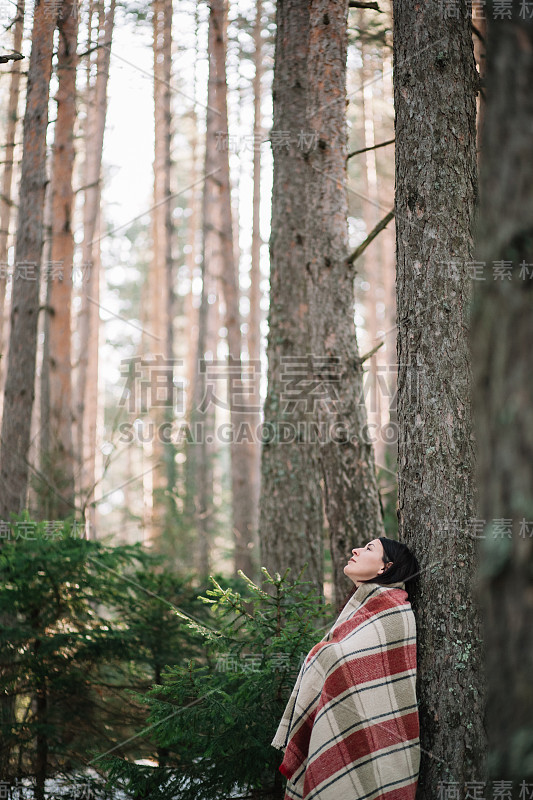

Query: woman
[[271, 537, 420, 800]]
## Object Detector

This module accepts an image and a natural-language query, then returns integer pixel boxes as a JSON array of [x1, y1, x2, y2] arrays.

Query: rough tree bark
[[40, 0, 78, 519], [307, 0, 386, 611], [307, 2, 385, 607], [261, 0, 385, 605], [0, 0, 55, 517], [259, 0, 325, 596], [393, 0, 487, 792], [471, 5, 533, 783]]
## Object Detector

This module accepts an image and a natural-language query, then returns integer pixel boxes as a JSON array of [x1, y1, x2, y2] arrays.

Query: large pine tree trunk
[[209, 0, 256, 578], [472, 6, 533, 782], [307, 0, 386, 610], [0, 0, 55, 517], [76, 0, 115, 532], [393, 0, 487, 792], [261, 0, 385, 604], [0, 0, 24, 385], [40, 0, 78, 519], [259, 0, 325, 596]]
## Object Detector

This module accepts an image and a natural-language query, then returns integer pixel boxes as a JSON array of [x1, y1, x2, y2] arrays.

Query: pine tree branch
[[357, 341, 384, 365], [0, 52, 24, 64], [347, 138, 394, 160], [346, 209, 394, 266], [471, 22, 485, 43]]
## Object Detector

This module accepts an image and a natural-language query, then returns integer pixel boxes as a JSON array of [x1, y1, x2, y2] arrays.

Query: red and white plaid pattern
[[271, 581, 420, 800]]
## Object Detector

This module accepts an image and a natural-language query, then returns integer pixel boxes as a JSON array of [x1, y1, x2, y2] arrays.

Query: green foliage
[[0, 514, 212, 796], [0, 515, 146, 779], [104, 568, 333, 800], [0, 517, 336, 799], [347, 8, 392, 50]]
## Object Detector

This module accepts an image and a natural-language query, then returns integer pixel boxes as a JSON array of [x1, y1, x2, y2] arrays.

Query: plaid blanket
[[271, 581, 420, 800]]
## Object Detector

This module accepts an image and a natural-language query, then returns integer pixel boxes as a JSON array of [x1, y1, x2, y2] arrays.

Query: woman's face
[[343, 539, 391, 587]]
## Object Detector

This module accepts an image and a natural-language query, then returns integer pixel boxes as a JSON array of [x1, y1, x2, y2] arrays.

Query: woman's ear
[[380, 561, 393, 573]]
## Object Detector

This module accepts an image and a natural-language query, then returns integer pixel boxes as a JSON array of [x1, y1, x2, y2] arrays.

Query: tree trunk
[[359, 14, 385, 469], [190, 0, 222, 579], [259, 0, 325, 597], [0, 0, 25, 390], [247, 0, 263, 577], [183, 6, 201, 563], [378, 49, 398, 487], [40, 0, 78, 520], [209, 0, 256, 579], [393, 0, 487, 793], [471, 5, 533, 783], [0, 12, 27, 773], [261, 0, 385, 604], [76, 0, 115, 532], [0, 0, 55, 517], [308, 1, 386, 609], [148, 0, 174, 546]]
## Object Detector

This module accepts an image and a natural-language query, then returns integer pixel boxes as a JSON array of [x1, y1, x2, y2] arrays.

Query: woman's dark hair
[[371, 537, 419, 587], [339, 537, 419, 611]]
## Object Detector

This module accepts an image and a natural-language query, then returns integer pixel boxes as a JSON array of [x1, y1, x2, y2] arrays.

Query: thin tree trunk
[[183, 6, 201, 556], [358, 15, 383, 468], [209, 0, 255, 579], [247, 0, 263, 574], [76, 0, 115, 532], [0, 0, 55, 517], [191, 0, 221, 579], [471, 5, 533, 782], [378, 48, 398, 482], [163, 0, 176, 544], [0, 0, 25, 387], [40, 0, 78, 519], [36, 160, 54, 516], [149, 0, 174, 546], [393, 0, 487, 793]]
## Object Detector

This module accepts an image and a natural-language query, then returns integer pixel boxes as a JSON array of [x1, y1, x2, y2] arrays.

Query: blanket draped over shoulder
[[271, 581, 420, 800]]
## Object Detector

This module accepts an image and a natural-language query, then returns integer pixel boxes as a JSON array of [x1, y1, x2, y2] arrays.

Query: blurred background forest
[[0, 0, 400, 593]]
